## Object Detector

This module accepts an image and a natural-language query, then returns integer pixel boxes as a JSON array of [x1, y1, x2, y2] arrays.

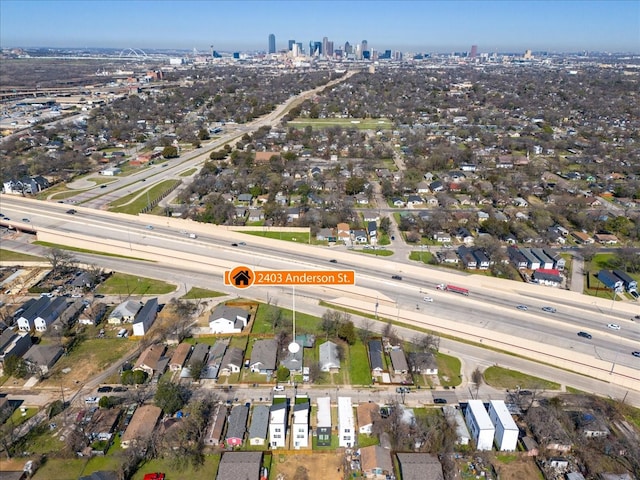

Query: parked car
[[606, 323, 621, 330], [577, 331, 592, 339], [273, 385, 285, 392], [433, 398, 447, 404], [97, 386, 113, 393]]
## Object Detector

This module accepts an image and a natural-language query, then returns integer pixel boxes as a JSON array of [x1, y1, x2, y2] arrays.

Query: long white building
[[338, 396, 355, 448], [464, 400, 495, 451], [488, 400, 518, 451]]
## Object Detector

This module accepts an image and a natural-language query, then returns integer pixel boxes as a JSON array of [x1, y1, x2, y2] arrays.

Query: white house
[[488, 400, 518, 451], [316, 397, 332, 447], [465, 400, 495, 451], [292, 399, 310, 449], [108, 300, 142, 325], [208, 305, 249, 334], [269, 401, 288, 449], [338, 396, 355, 448]]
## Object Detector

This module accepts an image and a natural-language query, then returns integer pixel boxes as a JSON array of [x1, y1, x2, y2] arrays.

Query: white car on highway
[[607, 323, 621, 330], [423, 297, 433, 303]]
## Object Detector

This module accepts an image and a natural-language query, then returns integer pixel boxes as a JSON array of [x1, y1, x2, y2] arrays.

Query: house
[[338, 396, 355, 448], [292, 399, 310, 449], [248, 405, 269, 446], [612, 269, 637, 293], [353, 230, 368, 243], [133, 344, 166, 377], [77, 303, 107, 326], [17, 296, 67, 332], [571, 231, 594, 244], [215, 451, 263, 480], [208, 305, 249, 334], [280, 344, 303, 373], [520, 248, 541, 270], [316, 396, 332, 447], [453, 227, 474, 245], [407, 195, 424, 206], [407, 352, 438, 375], [594, 233, 619, 245], [132, 298, 158, 336], [225, 404, 249, 447], [597, 270, 624, 293], [433, 232, 452, 243], [357, 402, 378, 435], [423, 195, 439, 206], [202, 340, 228, 379], [507, 246, 528, 269], [513, 197, 529, 207], [121, 404, 162, 449], [368, 340, 384, 376], [442, 406, 471, 445], [169, 343, 192, 372], [429, 181, 444, 192], [87, 408, 121, 442], [22, 344, 63, 375], [269, 401, 288, 449], [181, 343, 209, 378], [464, 400, 495, 451], [544, 248, 566, 271], [0, 330, 32, 364], [250, 339, 278, 375], [319, 340, 340, 372], [316, 227, 337, 243], [531, 248, 555, 269], [457, 245, 477, 269], [359, 445, 393, 479], [367, 221, 377, 238], [533, 269, 563, 287], [219, 347, 244, 376], [204, 404, 227, 446], [108, 300, 142, 324], [391, 197, 405, 207], [396, 453, 444, 480], [488, 400, 518, 451], [389, 349, 409, 374]]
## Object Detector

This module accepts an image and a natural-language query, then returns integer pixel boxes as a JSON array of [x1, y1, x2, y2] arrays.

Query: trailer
[[437, 284, 469, 296]]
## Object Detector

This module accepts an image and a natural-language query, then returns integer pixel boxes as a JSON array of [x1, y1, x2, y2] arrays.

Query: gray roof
[[396, 453, 444, 480], [23, 344, 63, 368], [209, 304, 249, 323], [226, 405, 249, 441], [368, 340, 384, 371], [203, 339, 229, 379], [248, 405, 269, 441], [109, 300, 142, 320], [221, 347, 244, 370], [216, 452, 263, 480], [389, 349, 409, 372], [319, 340, 340, 371], [280, 346, 303, 372], [250, 339, 277, 371]]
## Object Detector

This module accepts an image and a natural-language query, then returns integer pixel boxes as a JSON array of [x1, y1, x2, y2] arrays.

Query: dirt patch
[[493, 456, 541, 480], [271, 452, 344, 480]]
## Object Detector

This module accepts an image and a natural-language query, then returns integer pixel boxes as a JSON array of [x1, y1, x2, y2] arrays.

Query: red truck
[[436, 284, 469, 296]]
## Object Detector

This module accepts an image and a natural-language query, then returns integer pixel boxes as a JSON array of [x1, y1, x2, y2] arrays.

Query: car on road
[[541, 306, 556, 313], [577, 331, 593, 339], [632, 351, 640, 358], [145, 225, 154, 230], [66, 209, 77, 214], [84, 397, 99, 404], [391, 275, 402, 280], [423, 297, 433, 302], [21, 218, 30, 222], [273, 385, 285, 392], [607, 323, 621, 330], [433, 398, 447, 404], [141, 178, 146, 182], [329, 259, 337, 263], [100, 185, 107, 188], [97, 386, 113, 393], [516, 305, 528, 311], [94, 294, 105, 298], [113, 386, 127, 393], [518, 390, 533, 396], [231, 243, 238, 247], [238, 242, 246, 246]]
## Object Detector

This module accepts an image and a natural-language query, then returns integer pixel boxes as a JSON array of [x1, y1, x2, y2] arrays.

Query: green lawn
[[244, 230, 310, 244], [348, 340, 372, 385], [252, 304, 323, 335], [131, 454, 221, 480], [483, 366, 560, 390], [96, 272, 175, 295], [179, 168, 197, 177], [409, 251, 434, 264], [360, 248, 394, 257], [287, 117, 392, 130], [33, 241, 149, 261], [436, 352, 462, 387], [108, 179, 180, 214], [181, 287, 226, 299], [0, 248, 45, 262]]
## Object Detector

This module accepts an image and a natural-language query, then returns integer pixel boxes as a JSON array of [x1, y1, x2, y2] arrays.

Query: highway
[[2, 195, 640, 383]]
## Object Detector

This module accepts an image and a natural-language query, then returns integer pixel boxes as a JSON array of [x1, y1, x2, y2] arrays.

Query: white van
[[188, 233, 197, 239], [117, 328, 128, 338]]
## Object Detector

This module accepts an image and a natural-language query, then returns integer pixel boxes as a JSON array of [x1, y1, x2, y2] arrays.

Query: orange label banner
[[224, 266, 355, 288]]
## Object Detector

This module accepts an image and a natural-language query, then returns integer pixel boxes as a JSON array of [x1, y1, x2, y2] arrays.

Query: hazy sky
[[1, 0, 638, 53]]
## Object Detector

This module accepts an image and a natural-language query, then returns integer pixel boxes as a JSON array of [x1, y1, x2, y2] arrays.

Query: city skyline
[[1, 0, 638, 54]]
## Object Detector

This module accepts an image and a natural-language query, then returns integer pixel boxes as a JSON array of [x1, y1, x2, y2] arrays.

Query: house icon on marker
[[232, 270, 251, 286]]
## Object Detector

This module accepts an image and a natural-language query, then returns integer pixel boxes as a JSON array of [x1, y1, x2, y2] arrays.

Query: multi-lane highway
[[2, 195, 639, 383]]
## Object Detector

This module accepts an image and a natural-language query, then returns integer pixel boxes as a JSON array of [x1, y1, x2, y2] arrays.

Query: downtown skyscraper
[[268, 33, 276, 54]]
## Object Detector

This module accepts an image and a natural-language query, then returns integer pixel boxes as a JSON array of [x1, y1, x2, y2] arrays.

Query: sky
[[1, 0, 639, 53]]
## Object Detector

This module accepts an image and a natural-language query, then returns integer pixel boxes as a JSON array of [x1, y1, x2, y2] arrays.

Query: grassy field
[[360, 248, 394, 257], [436, 352, 462, 387], [483, 365, 560, 390], [33, 241, 149, 261], [179, 167, 198, 177], [348, 340, 372, 385], [108, 179, 179, 214], [181, 287, 226, 299], [131, 455, 221, 480], [244, 230, 310, 244], [287, 117, 393, 130], [0, 248, 45, 262], [409, 251, 434, 264], [96, 272, 175, 295]]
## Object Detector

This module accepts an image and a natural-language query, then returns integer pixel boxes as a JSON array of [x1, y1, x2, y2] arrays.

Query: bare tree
[[44, 248, 76, 275], [358, 318, 375, 344], [412, 333, 440, 352], [471, 368, 483, 400]]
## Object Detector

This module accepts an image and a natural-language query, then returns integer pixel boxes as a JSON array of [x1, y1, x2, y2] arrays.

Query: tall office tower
[[313, 41, 322, 56], [268, 34, 276, 54], [322, 37, 329, 57], [361, 39, 368, 57], [470, 44, 478, 58], [344, 41, 352, 55], [288, 39, 296, 51], [296, 42, 303, 54], [327, 41, 334, 57]]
